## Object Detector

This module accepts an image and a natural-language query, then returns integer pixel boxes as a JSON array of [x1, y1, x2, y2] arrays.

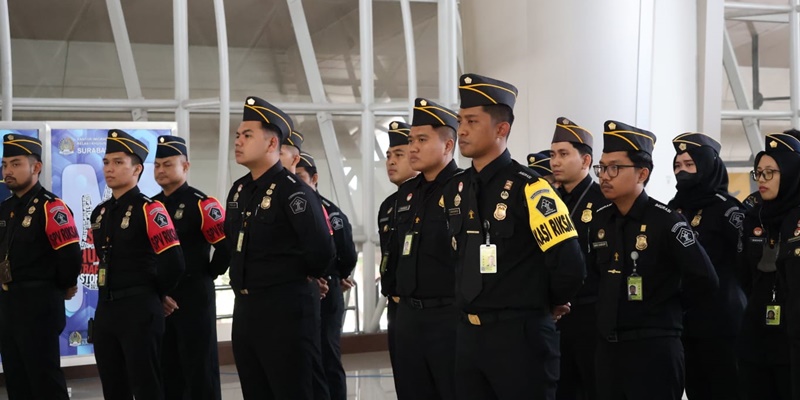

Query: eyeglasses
[[593, 164, 637, 178], [751, 169, 780, 181]]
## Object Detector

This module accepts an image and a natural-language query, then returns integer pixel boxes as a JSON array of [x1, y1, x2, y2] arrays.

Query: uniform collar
[[424, 159, 459, 185], [616, 190, 650, 221], [159, 181, 189, 199], [113, 186, 141, 203], [13, 182, 42, 205], [474, 149, 512, 185], [251, 161, 284, 188], [558, 173, 592, 198]]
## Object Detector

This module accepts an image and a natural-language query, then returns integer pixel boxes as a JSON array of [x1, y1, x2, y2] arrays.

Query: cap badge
[[770, 140, 778, 148], [679, 143, 687, 151], [608, 122, 616, 130], [420, 99, 427, 106], [464, 76, 472, 84], [391, 122, 398, 129], [247, 98, 255, 105]]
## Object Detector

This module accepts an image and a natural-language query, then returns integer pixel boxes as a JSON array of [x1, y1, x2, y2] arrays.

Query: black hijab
[[754, 148, 800, 229], [669, 146, 730, 211]]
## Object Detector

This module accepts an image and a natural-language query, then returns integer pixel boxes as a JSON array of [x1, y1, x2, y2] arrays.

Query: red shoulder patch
[[199, 197, 226, 244], [144, 201, 180, 254], [44, 199, 79, 250]]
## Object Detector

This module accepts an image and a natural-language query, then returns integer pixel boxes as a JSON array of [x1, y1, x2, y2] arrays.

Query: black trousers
[[683, 336, 740, 400], [232, 280, 329, 400], [162, 277, 221, 400], [556, 303, 597, 400], [0, 286, 69, 400], [595, 336, 684, 400], [394, 302, 457, 400], [387, 298, 398, 370], [455, 312, 559, 400], [94, 291, 165, 400], [738, 359, 792, 400], [319, 278, 347, 400]]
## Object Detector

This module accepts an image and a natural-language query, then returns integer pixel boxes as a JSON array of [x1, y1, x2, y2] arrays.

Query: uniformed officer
[[392, 98, 461, 400], [588, 121, 718, 400], [152, 135, 229, 400], [91, 129, 185, 400], [0, 134, 81, 400], [667, 132, 746, 400], [527, 150, 556, 185], [738, 132, 800, 400], [280, 130, 305, 173], [444, 73, 585, 400], [378, 120, 418, 376], [548, 117, 608, 400], [224, 96, 335, 400], [295, 151, 358, 400]]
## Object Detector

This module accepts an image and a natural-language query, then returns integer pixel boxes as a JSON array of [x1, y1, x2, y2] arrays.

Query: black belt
[[604, 328, 682, 343], [1, 280, 54, 292], [398, 296, 454, 310], [101, 285, 154, 301], [461, 309, 544, 326]]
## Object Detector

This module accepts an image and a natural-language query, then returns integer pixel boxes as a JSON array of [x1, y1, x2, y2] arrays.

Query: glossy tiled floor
[[0, 351, 397, 400]]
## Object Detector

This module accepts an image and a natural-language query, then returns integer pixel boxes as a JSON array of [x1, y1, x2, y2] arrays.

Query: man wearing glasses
[[587, 120, 719, 400]]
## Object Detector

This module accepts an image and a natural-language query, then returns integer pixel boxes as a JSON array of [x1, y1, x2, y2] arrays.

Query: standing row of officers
[[0, 95, 359, 399], [379, 73, 800, 400]]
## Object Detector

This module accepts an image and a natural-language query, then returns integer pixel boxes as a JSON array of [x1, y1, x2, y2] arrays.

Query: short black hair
[[128, 153, 144, 182], [260, 122, 281, 139], [25, 155, 42, 176], [571, 142, 592, 157], [482, 104, 515, 128], [627, 150, 653, 186], [435, 125, 457, 155]]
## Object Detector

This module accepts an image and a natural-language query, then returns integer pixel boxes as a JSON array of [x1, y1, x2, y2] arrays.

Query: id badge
[[380, 253, 389, 274], [97, 266, 106, 287], [236, 230, 245, 252], [0, 259, 12, 284], [480, 244, 497, 274], [766, 305, 781, 326], [402, 233, 414, 256], [627, 275, 643, 301]]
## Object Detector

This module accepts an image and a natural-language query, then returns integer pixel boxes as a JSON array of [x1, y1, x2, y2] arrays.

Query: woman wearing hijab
[[738, 132, 800, 400], [668, 133, 746, 400]]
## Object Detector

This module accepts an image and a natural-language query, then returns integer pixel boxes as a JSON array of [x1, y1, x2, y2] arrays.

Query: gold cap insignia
[[420, 99, 427, 106], [562, 118, 570, 125], [770, 140, 778, 148], [111, 132, 118, 138], [247, 98, 255, 105], [529, 156, 535, 163], [391, 122, 398, 129], [608, 122, 616, 130], [679, 143, 687, 151], [6, 135, 13, 140], [464, 76, 473, 84]]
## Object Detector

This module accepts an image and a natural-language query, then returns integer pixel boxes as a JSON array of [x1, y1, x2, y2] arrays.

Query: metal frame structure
[[0, 0, 462, 335], [721, 0, 800, 164]]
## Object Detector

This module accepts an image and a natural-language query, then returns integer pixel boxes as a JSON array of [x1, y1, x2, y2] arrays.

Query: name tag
[[228, 202, 239, 209], [592, 241, 608, 249]]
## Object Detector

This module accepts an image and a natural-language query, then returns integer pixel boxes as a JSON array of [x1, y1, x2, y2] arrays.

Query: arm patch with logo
[[44, 199, 79, 250], [144, 201, 180, 254], [525, 179, 577, 252], [199, 197, 226, 244]]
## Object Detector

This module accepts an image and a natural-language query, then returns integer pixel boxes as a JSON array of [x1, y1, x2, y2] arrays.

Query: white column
[[460, 0, 699, 202]]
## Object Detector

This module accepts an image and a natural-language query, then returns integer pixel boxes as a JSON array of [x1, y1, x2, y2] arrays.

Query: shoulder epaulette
[[653, 201, 672, 213], [286, 174, 296, 184], [189, 187, 208, 200], [42, 192, 54, 200], [716, 193, 727, 202], [139, 193, 154, 203]]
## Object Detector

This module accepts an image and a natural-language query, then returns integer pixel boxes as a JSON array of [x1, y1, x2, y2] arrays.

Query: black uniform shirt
[[673, 193, 746, 337], [557, 174, 609, 301], [90, 186, 185, 296], [394, 160, 460, 298], [443, 150, 585, 314], [224, 162, 334, 292], [588, 190, 719, 336], [153, 182, 229, 281], [378, 192, 399, 297], [0, 182, 81, 289], [737, 206, 800, 364], [320, 195, 357, 278]]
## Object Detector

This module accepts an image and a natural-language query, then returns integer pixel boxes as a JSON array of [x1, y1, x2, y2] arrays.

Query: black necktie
[[461, 176, 483, 303]]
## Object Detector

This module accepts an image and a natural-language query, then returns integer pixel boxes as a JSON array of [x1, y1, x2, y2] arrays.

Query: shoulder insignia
[[144, 201, 180, 254], [653, 202, 672, 213], [716, 193, 727, 201], [286, 175, 296, 184], [140, 194, 154, 203], [596, 203, 614, 213], [42, 192, 54, 200]]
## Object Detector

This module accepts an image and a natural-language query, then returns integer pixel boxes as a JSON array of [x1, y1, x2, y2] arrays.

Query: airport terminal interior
[[0, 0, 797, 399]]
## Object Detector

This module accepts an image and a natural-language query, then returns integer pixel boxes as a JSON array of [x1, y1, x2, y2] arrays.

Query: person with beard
[[667, 132, 746, 400], [588, 121, 718, 400], [738, 132, 800, 400], [0, 134, 81, 399]]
